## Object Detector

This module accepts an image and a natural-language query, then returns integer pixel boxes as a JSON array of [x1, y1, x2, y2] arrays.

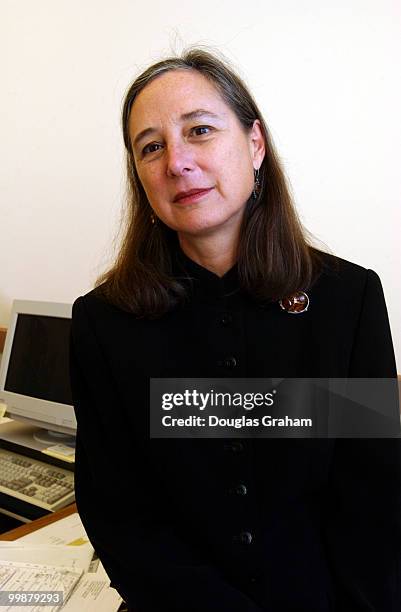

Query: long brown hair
[[94, 46, 327, 318]]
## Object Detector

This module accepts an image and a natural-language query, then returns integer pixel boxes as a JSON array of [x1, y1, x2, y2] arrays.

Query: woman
[[69, 48, 401, 611]]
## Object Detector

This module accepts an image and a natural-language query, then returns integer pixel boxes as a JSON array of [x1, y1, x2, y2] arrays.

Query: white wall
[[1, 0, 400, 366]]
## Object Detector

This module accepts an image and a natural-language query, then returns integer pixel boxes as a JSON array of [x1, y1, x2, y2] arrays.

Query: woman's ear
[[250, 119, 266, 168]]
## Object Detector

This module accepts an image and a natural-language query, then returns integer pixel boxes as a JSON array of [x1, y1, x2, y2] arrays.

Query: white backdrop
[[1, 0, 400, 366]]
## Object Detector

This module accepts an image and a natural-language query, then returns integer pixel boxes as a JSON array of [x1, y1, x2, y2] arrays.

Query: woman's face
[[128, 69, 265, 240]]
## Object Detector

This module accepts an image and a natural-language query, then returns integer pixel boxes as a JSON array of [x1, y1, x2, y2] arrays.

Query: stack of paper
[[0, 513, 123, 611], [0, 558, 82, 611]]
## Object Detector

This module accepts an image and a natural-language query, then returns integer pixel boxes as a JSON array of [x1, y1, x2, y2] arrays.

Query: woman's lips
[[174, 187, 214, 204]]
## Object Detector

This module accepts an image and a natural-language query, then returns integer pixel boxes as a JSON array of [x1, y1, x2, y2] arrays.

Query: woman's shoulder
[[71, 283, 132, 324], [310, 249, 385, 315], [313, 249, 380, 289]]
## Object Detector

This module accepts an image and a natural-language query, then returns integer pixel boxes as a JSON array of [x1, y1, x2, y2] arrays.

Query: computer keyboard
[[0, 448, 74, 512]]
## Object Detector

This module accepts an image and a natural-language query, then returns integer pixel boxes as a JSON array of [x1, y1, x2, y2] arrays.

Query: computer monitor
[[0, 299, 76, 446]]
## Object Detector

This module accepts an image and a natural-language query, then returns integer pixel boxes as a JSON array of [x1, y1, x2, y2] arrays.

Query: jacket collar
[[172, 245, 240, 299]]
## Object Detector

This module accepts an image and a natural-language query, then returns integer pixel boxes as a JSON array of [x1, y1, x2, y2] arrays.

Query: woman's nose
[[165, 142, 195, 177]]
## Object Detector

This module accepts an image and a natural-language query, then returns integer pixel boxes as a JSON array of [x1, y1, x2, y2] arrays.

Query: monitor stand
[[33, 428, 75, 448], [0, 420, 75, 453]]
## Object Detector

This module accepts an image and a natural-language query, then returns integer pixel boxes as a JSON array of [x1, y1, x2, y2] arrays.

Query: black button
[[233, 531, 253, 545], [217, 356, 237, 368], [223, 442, 244, 453], [220, 313, 233, 326], [229, 483, 247, 496], [227, 357, 237, 368]]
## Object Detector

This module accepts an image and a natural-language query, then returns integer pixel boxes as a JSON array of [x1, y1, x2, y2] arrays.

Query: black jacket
[[69, 249, 401, 611]]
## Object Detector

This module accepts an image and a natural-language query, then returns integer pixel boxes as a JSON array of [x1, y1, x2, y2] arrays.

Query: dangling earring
[[150, 212, 156, 226], [252, 168, 261, 200]]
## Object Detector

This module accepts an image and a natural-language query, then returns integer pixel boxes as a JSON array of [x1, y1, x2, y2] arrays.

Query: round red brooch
[[279, 291, 309, 314]]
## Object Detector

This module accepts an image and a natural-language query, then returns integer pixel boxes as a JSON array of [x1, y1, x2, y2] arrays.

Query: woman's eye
[[191, 125, 212, 136], [142, 143, 162, 156], [142, 126, 212, 156]]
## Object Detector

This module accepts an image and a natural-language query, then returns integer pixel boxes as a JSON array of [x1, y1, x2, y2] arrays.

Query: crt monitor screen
[[4, 313, 72, 405], [0, 300, 75, 441]]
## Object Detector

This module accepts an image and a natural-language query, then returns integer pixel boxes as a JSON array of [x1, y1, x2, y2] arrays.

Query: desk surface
[[0, 503, 77, 541]]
